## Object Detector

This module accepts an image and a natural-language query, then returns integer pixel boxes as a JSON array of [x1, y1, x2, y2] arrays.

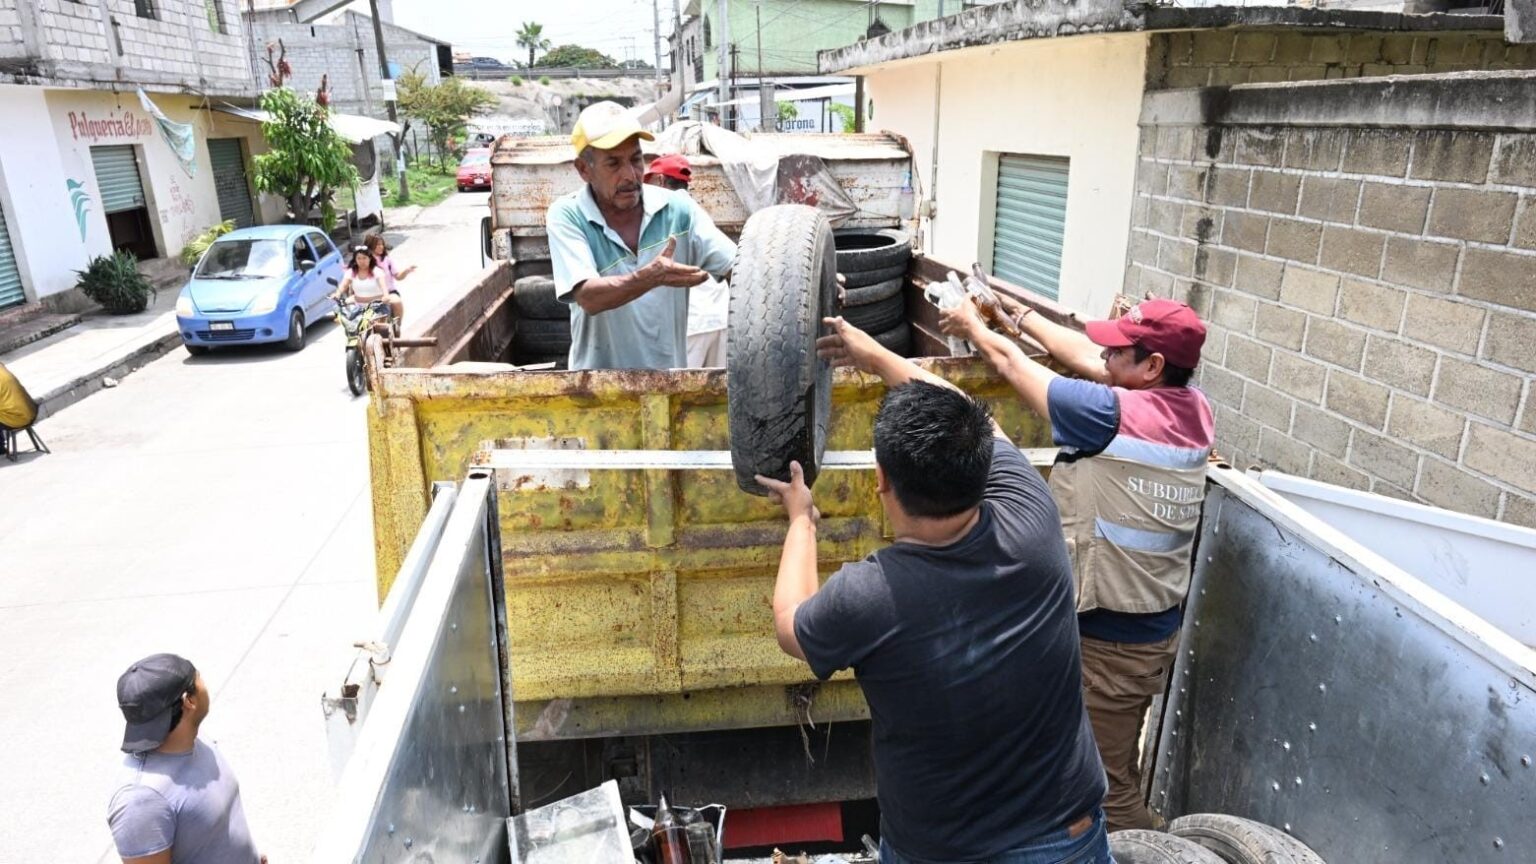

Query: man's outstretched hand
[[640, 237, 710, 289], [756, 460, 819, 525], [816, 316, 890, 375]]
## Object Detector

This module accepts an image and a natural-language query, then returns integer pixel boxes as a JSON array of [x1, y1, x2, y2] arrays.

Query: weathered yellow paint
[[370, 357, 1056, 735]]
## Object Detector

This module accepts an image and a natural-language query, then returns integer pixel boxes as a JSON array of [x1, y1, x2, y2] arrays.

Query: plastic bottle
[[923, 272, 973, 357]]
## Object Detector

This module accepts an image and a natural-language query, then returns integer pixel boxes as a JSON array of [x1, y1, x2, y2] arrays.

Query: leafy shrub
[[510, 75, 524, 85], [76, 251, 156, 315], [538, 75, 551, 85], [180, 220, 236, 266]]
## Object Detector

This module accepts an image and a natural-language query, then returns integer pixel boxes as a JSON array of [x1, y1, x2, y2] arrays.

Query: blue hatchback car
[[176, 225, 346, 354]]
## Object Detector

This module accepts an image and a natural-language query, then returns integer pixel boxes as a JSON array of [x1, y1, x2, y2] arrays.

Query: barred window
[[205, 0, 228, 33], [134, 0, 156, 20]]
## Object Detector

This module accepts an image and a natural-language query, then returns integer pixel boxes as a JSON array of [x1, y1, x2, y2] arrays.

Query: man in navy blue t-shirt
[[753, 317, 1109, 864]]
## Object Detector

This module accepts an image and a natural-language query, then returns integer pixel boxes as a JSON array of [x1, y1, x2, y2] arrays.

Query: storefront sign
[[67, 109, 153, 143]]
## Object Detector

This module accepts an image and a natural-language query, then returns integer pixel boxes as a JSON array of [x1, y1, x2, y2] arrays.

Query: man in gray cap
[[107, 654, 265, 863]]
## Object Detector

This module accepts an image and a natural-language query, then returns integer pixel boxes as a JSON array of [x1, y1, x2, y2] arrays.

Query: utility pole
[[652, 0, 663, 86], [673, 0, 687, 105], [729, 43, 739, 131], [755, 1, 770, 131], [715, 0, 729, 127], [367, 0, 407, 202]]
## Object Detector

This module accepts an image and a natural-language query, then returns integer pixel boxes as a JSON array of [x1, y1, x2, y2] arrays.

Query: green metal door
[[91, 145, 147, 214], [208, 138, 256, 228], [0, 203, 23, 308], [991, 153, 1069, 301]]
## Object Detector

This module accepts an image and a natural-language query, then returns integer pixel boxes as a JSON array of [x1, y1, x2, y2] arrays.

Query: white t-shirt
[[687, 275, 728, 335]]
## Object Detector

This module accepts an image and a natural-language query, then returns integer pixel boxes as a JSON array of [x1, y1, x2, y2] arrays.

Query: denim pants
[[880, 809, 1113, 864]]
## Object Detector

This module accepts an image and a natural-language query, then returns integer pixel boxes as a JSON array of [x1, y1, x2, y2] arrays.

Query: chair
[[1, 423, 48, 462]]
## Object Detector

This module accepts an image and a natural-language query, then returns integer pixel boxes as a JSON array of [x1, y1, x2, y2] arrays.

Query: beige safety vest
[[1048, 389, 1212, 615]]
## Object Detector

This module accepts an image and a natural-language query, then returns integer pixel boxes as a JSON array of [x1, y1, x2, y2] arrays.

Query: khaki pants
[[687, 328, 727, 368], [1079, 632, 1180, 833]]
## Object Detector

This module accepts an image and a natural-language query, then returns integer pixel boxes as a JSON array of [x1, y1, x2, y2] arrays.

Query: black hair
[[873, 381, 996, 518], [1133, 345, 1195, 388], [165, 671, 198, 736]]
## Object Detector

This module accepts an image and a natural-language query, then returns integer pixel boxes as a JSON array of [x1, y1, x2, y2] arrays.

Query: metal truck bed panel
[[1151, 467, 1536, 863], [368, 360, 1053, 728], [488, 133, 911, 234]]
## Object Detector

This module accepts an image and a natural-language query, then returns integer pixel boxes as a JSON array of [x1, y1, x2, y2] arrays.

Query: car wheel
[[185, 343, 210, 356], [346, 346, 366, 396], [284, 309, 306, 352]]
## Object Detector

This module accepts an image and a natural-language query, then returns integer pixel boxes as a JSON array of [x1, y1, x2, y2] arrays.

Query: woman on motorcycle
[[332, 246, 404, 322]]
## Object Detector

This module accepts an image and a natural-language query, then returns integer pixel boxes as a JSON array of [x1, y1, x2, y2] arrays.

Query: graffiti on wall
[[66, 110, 154, 143], [66, 179, 92, 243]]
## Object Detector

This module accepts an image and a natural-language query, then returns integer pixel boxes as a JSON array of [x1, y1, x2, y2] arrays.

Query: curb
[[37, 328, 183, 419]]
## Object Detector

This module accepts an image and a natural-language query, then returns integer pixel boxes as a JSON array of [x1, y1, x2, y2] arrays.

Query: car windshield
[[196, 239, 290, 279], [461, 152, 489, 166]]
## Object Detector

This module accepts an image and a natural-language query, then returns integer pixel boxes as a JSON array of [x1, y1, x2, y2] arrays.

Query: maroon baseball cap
[[645, 154, 692, 185], [1084, 298, 1206, 369]]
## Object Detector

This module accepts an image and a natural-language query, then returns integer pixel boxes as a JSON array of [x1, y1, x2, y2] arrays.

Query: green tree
[[539, 44, 618, 69], [516, 21, 551, 68], [397, 72, 498, 171], [829, 103, 856, 133], [251, 85, 358, 228]]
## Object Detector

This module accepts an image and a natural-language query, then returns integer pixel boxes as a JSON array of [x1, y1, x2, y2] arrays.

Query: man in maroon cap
[[644, 154, 729, 366], [940, 295, 1212, 833]]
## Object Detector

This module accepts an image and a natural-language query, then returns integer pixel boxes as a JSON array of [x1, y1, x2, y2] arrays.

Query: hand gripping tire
[[512, 276, 570, 320], [1168, 814, 1326, 864], [1109, 830, 1229, 864], [728, 204, 839, 495]]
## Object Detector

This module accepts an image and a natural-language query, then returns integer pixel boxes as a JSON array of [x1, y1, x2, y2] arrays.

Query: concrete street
[[0, 190, 492, 863]]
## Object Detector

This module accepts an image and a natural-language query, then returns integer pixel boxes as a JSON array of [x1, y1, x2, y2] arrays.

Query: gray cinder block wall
[[1125, 70, 1536, 527], [246, 10, 441, 119]]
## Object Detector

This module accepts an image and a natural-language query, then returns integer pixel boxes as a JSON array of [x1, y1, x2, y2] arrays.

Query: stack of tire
[[833, 228, 912, 355], [1109, 814, 1327, 864], [511, 275, 571, 367]]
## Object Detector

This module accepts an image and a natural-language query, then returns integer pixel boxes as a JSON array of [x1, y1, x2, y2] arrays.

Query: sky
[[384, 0, 674, 66]]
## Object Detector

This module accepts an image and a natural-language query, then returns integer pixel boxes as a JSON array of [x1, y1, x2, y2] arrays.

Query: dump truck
[[314, 132, 1536, 863]]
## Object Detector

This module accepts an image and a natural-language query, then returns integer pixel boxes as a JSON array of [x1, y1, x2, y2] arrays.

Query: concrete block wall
[[0, 0, 30, 60], [15, 0, 251, 93], [247, 11, 441, 120], [1148, 29, 1536, 89], [1126, 75, 1536, 527]]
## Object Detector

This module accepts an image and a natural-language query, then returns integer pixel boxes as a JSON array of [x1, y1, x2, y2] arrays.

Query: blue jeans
[[880, 809, 1113, 864]]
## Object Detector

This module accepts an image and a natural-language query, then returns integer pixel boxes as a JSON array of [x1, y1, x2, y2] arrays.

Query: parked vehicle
[[318, 134, 1536, 861], [175, 225, 344, 354], [456, 148, 492, 192]]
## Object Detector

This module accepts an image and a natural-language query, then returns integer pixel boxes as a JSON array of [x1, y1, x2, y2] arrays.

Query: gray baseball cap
[[117, 653, 195, 753]]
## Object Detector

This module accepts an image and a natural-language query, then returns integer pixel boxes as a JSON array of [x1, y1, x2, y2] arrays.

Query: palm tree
[[516, 22, 552, 69]]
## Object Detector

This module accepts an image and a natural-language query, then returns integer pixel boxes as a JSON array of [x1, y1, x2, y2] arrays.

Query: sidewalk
[[2, 285, 181, 418]]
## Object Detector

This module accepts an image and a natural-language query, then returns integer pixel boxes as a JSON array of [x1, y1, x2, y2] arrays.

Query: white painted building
[[0, 0, 268, 311]]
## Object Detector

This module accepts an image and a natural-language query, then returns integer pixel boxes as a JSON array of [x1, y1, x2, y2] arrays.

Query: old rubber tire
[[833, 229, 911, 274], [513, 317, 573, 356], [345, 346, 366, 396], [873, 322, 911, 356], [843, 263, 907, 289], [843, 275, 903, 308], [728, 204, 837, 495], [843, 292, 903, 334], [1168, 814, 1326, 864], [1110, 830, 1228, 864], [513, 276, 569, 320], [284, 308, 306, 352]]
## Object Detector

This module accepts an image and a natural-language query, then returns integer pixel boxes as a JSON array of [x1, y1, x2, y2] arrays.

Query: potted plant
[[76, 251, 157, 315]]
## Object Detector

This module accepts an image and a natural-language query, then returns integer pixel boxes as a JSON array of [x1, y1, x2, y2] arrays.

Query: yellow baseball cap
[[571, 101, 654, 153]]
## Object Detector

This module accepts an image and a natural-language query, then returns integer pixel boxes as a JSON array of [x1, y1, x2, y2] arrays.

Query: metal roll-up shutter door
[[0, 205, 24, 309], [91, 145, 147, 214], [991, 154, 1069, 301], [208, 138, 256, 228]]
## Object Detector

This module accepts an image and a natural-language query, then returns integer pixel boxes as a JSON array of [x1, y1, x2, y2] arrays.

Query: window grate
[[134, 0, 156, 20], [205, 0, 228, 33]]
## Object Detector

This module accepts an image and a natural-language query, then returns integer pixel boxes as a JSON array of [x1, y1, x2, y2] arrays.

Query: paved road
[[0, 191, 493, 863]]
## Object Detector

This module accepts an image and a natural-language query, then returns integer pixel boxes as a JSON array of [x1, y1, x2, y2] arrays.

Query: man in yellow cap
[[547, 101, 736, 369]]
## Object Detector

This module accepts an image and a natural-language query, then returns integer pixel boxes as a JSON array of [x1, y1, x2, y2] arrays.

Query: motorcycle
[[331, 281, 399, 396]]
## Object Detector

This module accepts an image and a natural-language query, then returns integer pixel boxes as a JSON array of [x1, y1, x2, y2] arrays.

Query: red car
[[456, 148, 491, 192]]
